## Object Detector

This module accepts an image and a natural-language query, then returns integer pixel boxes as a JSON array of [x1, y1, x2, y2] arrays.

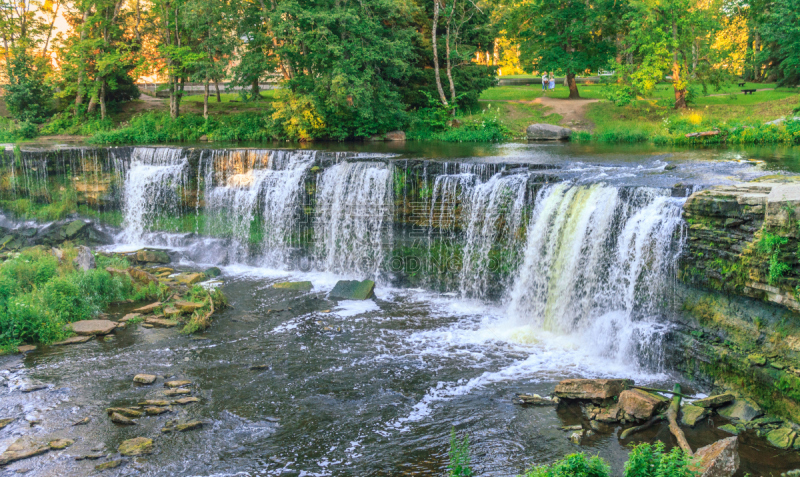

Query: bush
[[523, 453, 611, 477], [3, 50, 54, 123], [623, 442, 695, 477]]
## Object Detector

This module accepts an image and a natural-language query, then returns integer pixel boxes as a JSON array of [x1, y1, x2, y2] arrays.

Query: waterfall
[[314, 161, 393, 277], [204, 149, 315, 265], [507, 182, 685, 367], [122, 147, 188, 244]]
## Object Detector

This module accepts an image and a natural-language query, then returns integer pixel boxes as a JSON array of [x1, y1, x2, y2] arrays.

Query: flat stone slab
[[554, 378, 632, 400], [69, 320, 116, 336], [133, 374, 156, 384], [0, 440, 50, 466], [329, 280, 375, 300], [118, 437, 153, 456], [175, 301, 204, 313], [133, 302, 162, 314], [766, 426, 797, 449], [53, 336, 92, 346], [526, 123, 572, 141], [136, 249, 170, 264], [163, 388, 191, 396], [693, 394, 735, 408], [177, 273, 205, 285], [145, 317, 179, 328], [174, 397, 200, 405], [273, 281, 313, 291], [165, 380, 191, 388], [120, 313, 141, 322], [17, 345, 36, 353]]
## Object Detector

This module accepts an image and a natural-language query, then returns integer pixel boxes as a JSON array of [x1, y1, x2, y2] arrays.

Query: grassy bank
[[0, 247, 154, 351]]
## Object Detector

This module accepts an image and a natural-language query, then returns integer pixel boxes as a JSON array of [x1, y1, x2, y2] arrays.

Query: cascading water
[[121, 147, 188, 244], [507, 182, 685, 369], [203, 149, 315, 265], [314, 161, 393, 277]]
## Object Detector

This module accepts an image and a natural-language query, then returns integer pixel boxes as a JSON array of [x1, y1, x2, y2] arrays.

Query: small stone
[[118, 437, 153, 456], [718, 424, 740, 435], [20, 384, 48, 393], [95, 459, 123, 470], [203, 267, 222, 278], [142, 323, 154, 328], [132, 302, 162, 314], [72, 417, 90, 426], [718, 399, 763, 422], [569, 431, 582, 444], [133, 374, 157, 384], [75, 453, 104, 460], [177, 273, 205, 285], [526, 123, 572, 141], [515, 394, 557, 406], [164, 388, 190, 396], [165, 380, 191, 388], [144, 406, 171, 415], [53, 335, 92, 346], [0, 418, 13, 430], [766, 426, 797, 449], [747, 354, 767, 366], [771, 361, 787, 370], [107, 407, 143, 418], [138, 400, 169, 406], [561, 425, 583, 431], [17, 345, 36, 353], [162, 420, 204, 433], [135, 249, 170, 264], [272, 281, 313, 291], [249, 365, 269, 370], [680, 404, 709, 427], [68, 320, 116, 336], [48, 439, 74, 450], [175, 301, 203, 313], [594, 404, 621, 423], [145, 316, 179, 327], [173, 397, 200, 405], [109, 412, 136, 425], [120, 313, 140, 322], [693, 394, 735, 408]]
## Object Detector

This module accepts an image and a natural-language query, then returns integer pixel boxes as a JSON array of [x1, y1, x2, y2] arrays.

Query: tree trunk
[[99, 79, 107, 120], [251, 77, 260, 101], [753, 31, 761, 82], [204, 77, 209, 119], [666, 384, 693, 455], [672, 19, 687, 109], [567, 73, 580, 99], [74, 9, 90, 113], [431, 0, 448, 106], [169, 76, 178, 118], [444, 12, 456, 114], [215, 79, 222, 102]]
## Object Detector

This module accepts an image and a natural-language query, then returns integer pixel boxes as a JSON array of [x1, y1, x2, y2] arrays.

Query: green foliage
[[757, 231, 790, 285], [623, 442, 695, 477], [3, 49, 54, 123], [0, 247, 144, 348], [761, 0, 800, 86], [448, 427, 473, 477], [523, 453, 610, 477]]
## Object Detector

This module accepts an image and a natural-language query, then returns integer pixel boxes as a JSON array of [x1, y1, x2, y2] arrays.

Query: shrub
[[523, 453, 610, 477], [623, 442, 695, 477]]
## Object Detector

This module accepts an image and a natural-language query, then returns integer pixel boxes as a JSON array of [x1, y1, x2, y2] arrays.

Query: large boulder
[[329, 279, 375, 300], [273, 281, 313, 291], [693, 437, 739, 477], [680, 404, 710, 427], [618, 389, 669, 421], [554, 379, 632, 400], [717, 398, 763, 422], [766, 426, 797, 449], [135, 249, 170, 264], [69, 319, 116, 336], [526, 123, 572, 141], [74, 245, 96, 271]]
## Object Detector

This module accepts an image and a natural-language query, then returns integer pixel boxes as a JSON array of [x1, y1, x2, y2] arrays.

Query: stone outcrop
[[329, 279, 375, 300], [554, 379, 631, 400], [618, 389, 669, 421], [69, 319, 116, 336], [73, 245, 96, 271], [693, 437, 739, 477], [526, 123, 572, 141]]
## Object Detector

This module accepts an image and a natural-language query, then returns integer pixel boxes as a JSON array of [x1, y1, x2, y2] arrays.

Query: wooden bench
[[737, 82, 745, 87], [742, 89, 756, 95]]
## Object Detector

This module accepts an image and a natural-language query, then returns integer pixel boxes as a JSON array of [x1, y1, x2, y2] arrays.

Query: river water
[[1, 142, 800, 476]]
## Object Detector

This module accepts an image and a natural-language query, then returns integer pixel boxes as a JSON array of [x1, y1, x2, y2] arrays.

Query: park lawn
[[463, 102, 562, 137], [480, 83, 610, 101], [182, 90, 277, 103]]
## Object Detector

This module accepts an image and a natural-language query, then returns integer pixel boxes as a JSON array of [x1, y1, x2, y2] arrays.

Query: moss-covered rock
[[766, 426, 797, 449], [118, 437, 153, 456]]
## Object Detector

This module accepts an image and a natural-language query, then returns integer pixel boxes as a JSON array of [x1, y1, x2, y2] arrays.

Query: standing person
[[549, 72, 556, 90], [541, 72, 548, 92]]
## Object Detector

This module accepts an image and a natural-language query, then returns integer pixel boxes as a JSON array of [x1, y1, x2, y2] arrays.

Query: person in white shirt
[[542, 72, 548, 91]]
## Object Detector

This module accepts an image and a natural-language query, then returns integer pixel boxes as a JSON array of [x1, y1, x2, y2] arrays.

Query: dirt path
[[530, 97, 600, 131]]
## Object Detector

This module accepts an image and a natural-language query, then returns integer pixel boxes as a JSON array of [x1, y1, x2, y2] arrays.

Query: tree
[[760, 0, 800, 85], [508, 0, 616, 99], [4, 49, 53, 122]]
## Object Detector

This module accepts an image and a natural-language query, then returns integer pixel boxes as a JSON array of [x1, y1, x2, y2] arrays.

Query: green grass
[[182, 90, 277, 103], [0, 247, 153, 350], [466, 102, 561, 137]]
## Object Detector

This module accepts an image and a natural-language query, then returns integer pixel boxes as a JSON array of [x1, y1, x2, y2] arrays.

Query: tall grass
[[0, 247, 153, 350]]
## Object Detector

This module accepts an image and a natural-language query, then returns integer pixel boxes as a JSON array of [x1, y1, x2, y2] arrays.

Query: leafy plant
[[448, 427, 473, 477], [623, 442, 695, 477], [523, 453, 610, 477]]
